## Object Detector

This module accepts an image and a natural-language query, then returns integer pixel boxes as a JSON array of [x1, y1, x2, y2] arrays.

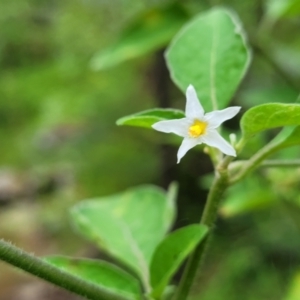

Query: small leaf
[[116, 108, 185, 129], [45, 256, 141, 300], [264, 97, 300, 150], [91, 4, 188, 70], [150, 224, 208, 298], [70, 185, 176, 289], [166, 7, 250, 111], [241, 103, 300, 140]]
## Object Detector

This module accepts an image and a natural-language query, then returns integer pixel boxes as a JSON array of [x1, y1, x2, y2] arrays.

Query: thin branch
[[173, 156, 232, 300], [0, 239, 129, 300], [229, 139, 282, 184], [261, 159, 300, 168]]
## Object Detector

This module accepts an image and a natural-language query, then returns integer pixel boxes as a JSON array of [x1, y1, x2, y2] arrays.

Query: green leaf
[[45, 256, 141, 300], [165, 7, 250, 111], [91, 4, 188, 70], [241, 103, 300, 140], [264, 98, 300, 150], [150, 224, 208, 298], [116, 108, 185, 129], [70, 184, 177, 289]]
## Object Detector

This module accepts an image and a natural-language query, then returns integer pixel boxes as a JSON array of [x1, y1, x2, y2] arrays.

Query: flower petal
[[185, 85, 205, 119], [152, 118, 190, 137], [202, 130, 236, 156], [177, 137, 199, 163], [205, 106, 241, 129]]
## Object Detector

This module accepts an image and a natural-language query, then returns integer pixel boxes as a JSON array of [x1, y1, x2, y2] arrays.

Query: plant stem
[[261, 159, 300, 168], [173, 135, 286, 299], [173, 156, 231, 300], [0, 239, 129, 300], [229, 140, 282, 184]]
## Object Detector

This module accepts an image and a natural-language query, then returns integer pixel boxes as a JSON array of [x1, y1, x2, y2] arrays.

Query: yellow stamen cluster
[[188, 119, 207, 138]]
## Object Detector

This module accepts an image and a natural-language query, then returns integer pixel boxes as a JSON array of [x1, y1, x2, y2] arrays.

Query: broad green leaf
[[166, 7, 250, 111], [70, 184, 177, 288], [116, 108, 185, 129], [150, 224, 208, 298], [241, 103, 300, 139], [45, 256, 141, 300], [91, 4, 188, 70]]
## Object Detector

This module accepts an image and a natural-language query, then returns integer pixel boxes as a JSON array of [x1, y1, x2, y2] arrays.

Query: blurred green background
[[0, 0, 300, 299]]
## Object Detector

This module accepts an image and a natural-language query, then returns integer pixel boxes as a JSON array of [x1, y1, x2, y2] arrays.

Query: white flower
[[152, 85, 241, 163]]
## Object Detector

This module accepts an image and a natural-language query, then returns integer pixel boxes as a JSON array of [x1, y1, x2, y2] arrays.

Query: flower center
[[188, 119, 207, 138]]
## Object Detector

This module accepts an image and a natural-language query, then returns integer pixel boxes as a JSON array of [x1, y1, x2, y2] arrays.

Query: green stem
[[173, 156, 231, 300], [261, 159, 300, 168], [0, 239, 128, 300], [230, 140, 282, 184]]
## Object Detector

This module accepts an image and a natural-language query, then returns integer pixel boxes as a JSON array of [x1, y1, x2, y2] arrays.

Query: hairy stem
[[230, 140, 282, 184], [0, 239, 128, 300], [261, 159, 300, 168], [173, 156, 232, 300]]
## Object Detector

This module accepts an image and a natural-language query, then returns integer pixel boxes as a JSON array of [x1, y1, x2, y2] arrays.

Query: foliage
[[91, 3, 189, 70], [45, 256, 141, 300], [116, 108, 185, 128], [165, 8, 250, 111], [0, 0, 300, 300], [47, 184, 208, 299]]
